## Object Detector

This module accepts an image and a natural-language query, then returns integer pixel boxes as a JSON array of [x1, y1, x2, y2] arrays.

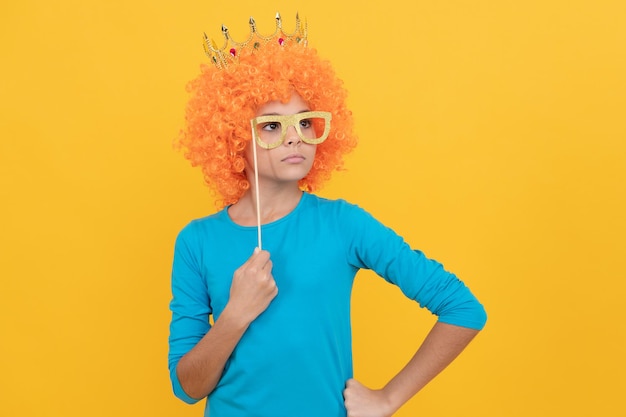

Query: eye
[[299, 119, 312, 129], [261, 122, 281, 131]]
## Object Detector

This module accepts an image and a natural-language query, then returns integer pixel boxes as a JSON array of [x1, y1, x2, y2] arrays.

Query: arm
[[340, 205, 487, 416], [172, 248, 277, 401], [344, 322, 480, 417]]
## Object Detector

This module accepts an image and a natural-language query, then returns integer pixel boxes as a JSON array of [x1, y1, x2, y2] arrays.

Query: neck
[[229, 184, 303, 226]]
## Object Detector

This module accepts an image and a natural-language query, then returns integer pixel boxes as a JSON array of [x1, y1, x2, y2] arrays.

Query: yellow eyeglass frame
[[250, 111, 332, 149]]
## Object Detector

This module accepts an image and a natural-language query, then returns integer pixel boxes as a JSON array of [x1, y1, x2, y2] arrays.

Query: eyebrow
[[259, 109, 311, 117]]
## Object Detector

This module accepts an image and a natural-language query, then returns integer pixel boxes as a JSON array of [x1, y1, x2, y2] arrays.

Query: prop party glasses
[[250, 111, 332, 149]]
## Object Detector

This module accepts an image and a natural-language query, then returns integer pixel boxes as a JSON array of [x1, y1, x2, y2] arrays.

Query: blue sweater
[[168, 193, 486, 416]]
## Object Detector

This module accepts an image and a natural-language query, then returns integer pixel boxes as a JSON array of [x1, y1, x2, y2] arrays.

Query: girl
[[168, 14, 486, 417]]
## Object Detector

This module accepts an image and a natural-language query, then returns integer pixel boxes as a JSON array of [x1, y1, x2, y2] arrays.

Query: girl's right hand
[[226, 248, 277, 326]]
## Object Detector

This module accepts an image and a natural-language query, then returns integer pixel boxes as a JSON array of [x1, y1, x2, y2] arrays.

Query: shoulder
[[175, 209, 229, 243], [303, 193, 367, 216], [302, 194, 382, 237]]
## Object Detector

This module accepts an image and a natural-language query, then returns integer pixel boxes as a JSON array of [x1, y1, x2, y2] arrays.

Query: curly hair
[[177, 39, 358, 207]]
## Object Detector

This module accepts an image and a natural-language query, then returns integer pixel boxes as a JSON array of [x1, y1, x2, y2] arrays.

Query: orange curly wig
[[177, 39, 358, 207]]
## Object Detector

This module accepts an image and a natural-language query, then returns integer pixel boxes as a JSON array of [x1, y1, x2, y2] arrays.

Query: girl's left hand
[[343, 378, 394, 417]]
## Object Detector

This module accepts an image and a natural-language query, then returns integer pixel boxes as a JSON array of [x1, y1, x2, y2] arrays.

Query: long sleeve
[[168, 222, 211, 404], [341, 203, 487, 330]]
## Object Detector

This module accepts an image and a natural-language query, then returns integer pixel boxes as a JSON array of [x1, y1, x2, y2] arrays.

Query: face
[[245, 92, 319, 187]]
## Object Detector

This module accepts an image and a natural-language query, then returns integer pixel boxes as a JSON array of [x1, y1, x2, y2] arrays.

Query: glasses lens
[[254, 120, 284, 148], [299, 116, 329, 142]]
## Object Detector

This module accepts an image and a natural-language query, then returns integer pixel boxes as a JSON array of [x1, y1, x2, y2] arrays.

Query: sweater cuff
[[170, 364, 202, 405]]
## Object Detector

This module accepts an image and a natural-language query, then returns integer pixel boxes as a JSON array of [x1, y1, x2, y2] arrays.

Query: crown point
[[249, 17, 257, 33], [221, 25, 230, 41]]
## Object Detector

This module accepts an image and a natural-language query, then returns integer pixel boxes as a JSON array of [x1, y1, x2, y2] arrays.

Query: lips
[[281, 153, 306, 163]]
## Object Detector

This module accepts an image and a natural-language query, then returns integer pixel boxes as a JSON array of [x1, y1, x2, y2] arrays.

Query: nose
[[284, 125, 301, 146]]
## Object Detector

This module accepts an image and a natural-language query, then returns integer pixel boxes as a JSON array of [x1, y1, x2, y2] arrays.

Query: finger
[[343, 379, 353, 399], [345, 378, 359, 388], [240, 248, 270, 269], [250, 249, 271, 269]]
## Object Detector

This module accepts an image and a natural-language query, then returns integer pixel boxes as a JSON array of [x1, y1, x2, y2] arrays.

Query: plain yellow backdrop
[[1, 0, 625, 416]]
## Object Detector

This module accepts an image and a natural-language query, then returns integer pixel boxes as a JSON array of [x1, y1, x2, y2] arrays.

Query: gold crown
[[203, 13, 308, 69]]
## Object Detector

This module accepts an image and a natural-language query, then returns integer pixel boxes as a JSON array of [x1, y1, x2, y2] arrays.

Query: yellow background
[[1, 0, 625, 416]]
